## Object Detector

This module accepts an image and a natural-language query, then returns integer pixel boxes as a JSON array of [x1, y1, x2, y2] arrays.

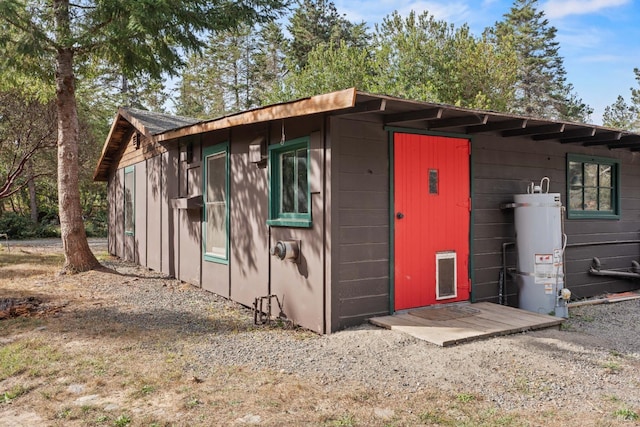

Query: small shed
[[95, 88, 640, 333]]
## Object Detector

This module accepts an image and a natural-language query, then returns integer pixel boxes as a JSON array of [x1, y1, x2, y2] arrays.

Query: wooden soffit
[[155, 88, 357, 143]]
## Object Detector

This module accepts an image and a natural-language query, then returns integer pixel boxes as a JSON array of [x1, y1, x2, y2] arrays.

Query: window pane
[[296, 148, 308, 214], [599, 165, 611, 187], [584, 163, 598, 187], [207, 153, 226, 203], [281, 151, 295, 213], [599, 189, 612, 211], [124, 171, 134, 233], [584, 187, 598, 210], [569, 162, 582, 189], [206, 202, 226, 257], [569, 188, 583, 211], [205, 150, 227, 260], [429, 169, 438, 194]]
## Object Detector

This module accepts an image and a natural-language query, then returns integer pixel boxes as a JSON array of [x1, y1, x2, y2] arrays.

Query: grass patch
[[614, 408, 639, 421], [0, 339, 61, 381], [0, 251, 64, 269], [329, 413, 356, 426], [456, 392, 476, 403], [1, 384, 31, 403], [601, 360, 622, 373], [418, 410, 455, 425], [113, 414, 132, 426]]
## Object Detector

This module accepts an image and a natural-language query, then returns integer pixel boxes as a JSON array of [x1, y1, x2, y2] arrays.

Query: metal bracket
[[253, 294, 284, 325]]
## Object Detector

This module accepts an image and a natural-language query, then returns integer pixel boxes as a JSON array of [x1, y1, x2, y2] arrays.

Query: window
[[124, 165, 135, 235], [203, 143, 229, 263], [267, 137, 311, 227], [567, 154, 620, 219]]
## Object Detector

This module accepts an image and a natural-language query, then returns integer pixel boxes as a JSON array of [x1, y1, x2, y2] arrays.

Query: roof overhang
[[154, 88, 357, 142], [94, 88, 640, 182]]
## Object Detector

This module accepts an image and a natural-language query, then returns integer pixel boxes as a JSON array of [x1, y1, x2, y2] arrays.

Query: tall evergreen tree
[[493, 0, 591, 121], [287, 0, 368, 71], [603, 68, 640, 131], [269, 40, 374, 102], [176, 22, 284, 118], [0, 0, 286, 272], [602, 96, 634, 130], [369, 11, 517, 110], [253, 22, 288, 105]]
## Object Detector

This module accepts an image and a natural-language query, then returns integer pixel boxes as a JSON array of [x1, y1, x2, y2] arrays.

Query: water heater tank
[[513, 191, 566, 316]]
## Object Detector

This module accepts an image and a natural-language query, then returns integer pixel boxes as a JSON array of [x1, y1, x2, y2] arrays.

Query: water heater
[[513, 178, 569, 317]]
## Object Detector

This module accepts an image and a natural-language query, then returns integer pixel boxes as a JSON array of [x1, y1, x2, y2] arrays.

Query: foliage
[[0, 90, 57, 200], [371, 11, 518, 110], [0, 0, 287, 270], [614, 408, 639, 421], [0, 212, 60, 239], [491, 0, 591, 121], [273, 10, 517, 111], [287, 0, 368, 71], [269, 40, 374, 102], [176, 23, 271, 118], [603, 68, 640, 131], [603, 96, 635, 130]]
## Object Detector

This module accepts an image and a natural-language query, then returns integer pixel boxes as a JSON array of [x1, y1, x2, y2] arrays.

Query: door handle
[[396, 212, 404, 219]]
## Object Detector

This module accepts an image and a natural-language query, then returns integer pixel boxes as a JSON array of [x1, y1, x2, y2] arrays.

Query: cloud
[[395, 1, 472, 23], [335, 0, 474, 28], [542, 0, 630, 19]]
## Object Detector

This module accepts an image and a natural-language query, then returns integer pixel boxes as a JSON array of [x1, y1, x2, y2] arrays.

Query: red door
[[394, 133, 470, 310]]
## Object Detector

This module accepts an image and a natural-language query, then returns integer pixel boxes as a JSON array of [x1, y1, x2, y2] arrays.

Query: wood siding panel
[[270, 128, 326, 334], [135, 161, 147, 267], [114, 169, 124, 259], [107, 173, 117, 256], [147, 155, 162, 272], [332, 117, 390, 331], [471, 134, 640, 303], [164, 150, 179, 278], [229, 127, 269, 307]]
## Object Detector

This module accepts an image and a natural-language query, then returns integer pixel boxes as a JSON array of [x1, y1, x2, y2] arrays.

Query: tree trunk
[[27, 159, 38, 224], [54, 0, 99, 272]]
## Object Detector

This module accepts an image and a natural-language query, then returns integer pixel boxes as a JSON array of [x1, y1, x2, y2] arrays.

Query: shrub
[[0, 212, 36, 239]]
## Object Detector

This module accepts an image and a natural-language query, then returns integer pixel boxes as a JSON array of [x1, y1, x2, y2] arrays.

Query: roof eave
[[155, 87, 358, 143]]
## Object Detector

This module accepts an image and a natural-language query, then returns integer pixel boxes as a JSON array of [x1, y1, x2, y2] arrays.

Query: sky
[[332, 0, 640, 125]]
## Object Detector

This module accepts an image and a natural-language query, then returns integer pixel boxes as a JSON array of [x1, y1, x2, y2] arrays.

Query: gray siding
[[107, 172, 119, 256], [135, 161, 147, 266], [147, 155, 162, 272], [472, 135, 640, 303], [269, 124, 327, 334], [331, 116, 390, 330], [229, 126, 269, 307], [201, 132, 230, 297]]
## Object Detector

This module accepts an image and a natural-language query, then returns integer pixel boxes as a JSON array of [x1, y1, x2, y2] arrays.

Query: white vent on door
[[436, 251, 457, 300]]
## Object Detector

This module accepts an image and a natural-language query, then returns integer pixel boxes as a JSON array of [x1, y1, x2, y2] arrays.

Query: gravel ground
[[74, 258, 640, 414]]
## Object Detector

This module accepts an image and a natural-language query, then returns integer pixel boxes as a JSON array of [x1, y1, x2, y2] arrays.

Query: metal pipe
[[588, 268, 640, 280], [566, 240, 640, 248], [501, 242, 515, 305]]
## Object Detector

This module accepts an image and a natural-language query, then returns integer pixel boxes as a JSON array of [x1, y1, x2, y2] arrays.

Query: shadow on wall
[[230, 151, 267, 278]]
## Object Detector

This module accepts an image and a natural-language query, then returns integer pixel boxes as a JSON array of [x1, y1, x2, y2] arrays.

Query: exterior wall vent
[[132, 132, 140, 149], [436, 251, 457, 300]]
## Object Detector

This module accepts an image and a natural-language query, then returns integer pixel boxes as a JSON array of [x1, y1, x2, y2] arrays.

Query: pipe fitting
[[271, 240, 300, 263]]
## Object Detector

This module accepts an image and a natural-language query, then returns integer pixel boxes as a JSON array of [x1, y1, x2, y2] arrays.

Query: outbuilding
[[95, 88, 640, 333]]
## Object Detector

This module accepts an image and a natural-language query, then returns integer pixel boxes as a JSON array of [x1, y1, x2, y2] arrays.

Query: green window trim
[[202, 142, 230, 264], [267, 137, 312, 228], [124, 165, 135, 236], [566, 153, 620, 220]]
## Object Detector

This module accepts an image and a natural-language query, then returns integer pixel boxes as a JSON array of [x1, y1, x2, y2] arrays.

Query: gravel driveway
[[75, 259, 640, 416]]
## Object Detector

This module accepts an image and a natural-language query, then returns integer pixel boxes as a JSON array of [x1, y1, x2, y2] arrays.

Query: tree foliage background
[[2, 0, 636, 243]]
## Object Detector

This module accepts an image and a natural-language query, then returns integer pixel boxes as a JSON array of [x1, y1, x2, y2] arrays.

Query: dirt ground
[[0, 242, 639, 426]]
